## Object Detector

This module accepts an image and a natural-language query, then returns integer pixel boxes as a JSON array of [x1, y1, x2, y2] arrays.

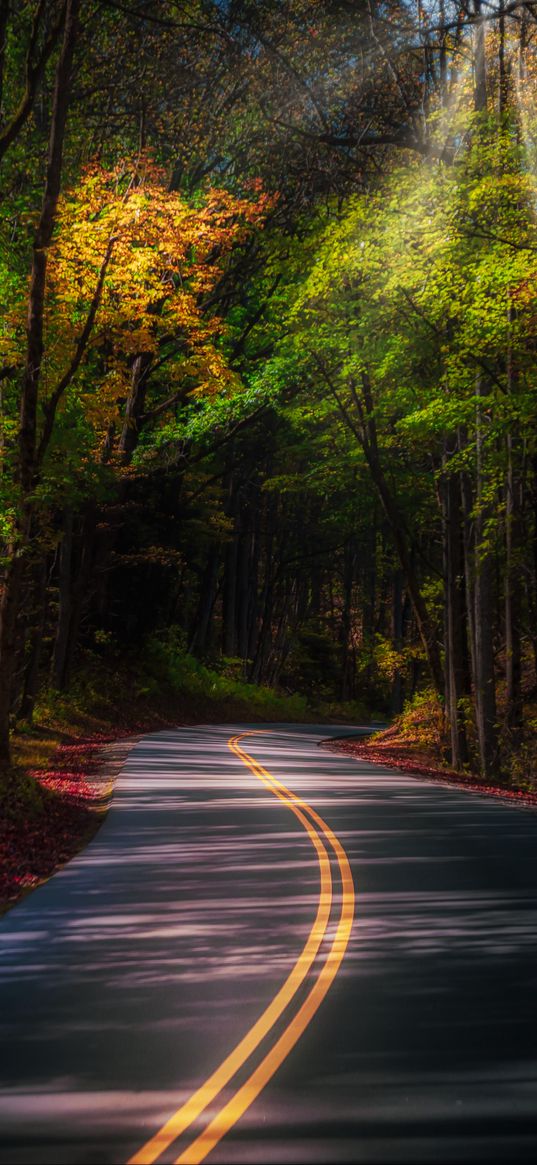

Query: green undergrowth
[[1, 639, 318, 910], [365, 688, 537, 793], [145, 635, 312, 722], [10, 635, 314, 775], [316, 697, 385, 724]]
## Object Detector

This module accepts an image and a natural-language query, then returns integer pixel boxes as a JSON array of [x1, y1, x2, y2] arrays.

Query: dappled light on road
[[1, 725, 537, 1163]]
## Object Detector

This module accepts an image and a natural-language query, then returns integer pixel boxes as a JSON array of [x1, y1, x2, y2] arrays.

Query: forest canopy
[[1, 0, 537, 786]]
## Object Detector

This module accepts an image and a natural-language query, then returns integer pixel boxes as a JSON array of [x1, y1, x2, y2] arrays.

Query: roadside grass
[[328, 686, 537, 800]]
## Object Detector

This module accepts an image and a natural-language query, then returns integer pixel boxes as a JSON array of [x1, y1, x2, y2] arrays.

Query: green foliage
[[262, 115, 537, 515], [146, 631, 311, 720], [316, 698, 379, 724], [281, 621, 341, 701]]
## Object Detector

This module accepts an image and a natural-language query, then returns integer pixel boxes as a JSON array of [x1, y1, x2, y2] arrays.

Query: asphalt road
[[2, 723, 537, 1165]]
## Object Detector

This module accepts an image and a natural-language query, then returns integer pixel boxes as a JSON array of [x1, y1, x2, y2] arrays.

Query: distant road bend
[[2, 724, 537, 1164]]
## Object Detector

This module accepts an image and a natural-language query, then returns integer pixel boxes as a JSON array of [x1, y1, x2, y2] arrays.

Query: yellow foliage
[[37, 156, 271, 447]]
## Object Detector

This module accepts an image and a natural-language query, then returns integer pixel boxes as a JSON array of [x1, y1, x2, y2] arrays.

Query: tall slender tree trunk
[[474, 0, 487, 112], [441, 441, 470, 768], [505, 434, 523, 736], [251, 500, 277, 683], [360, 414, 443, 695], [19, 557, 49, 723], [391, 569, 404, 716], [362, 519, 377, 688], [519, 11, 528, 82], [236, 522, 251, 662], [0, 0, 80, 766], [498, 0, 507, 115], [474, 378, 499, 778], [222, 541, 238, 656], [504, 300, 523, 734], [51, 508, 74, 690], [118, 352, 153, 464], [340, 537, 355, 701], [474, 547, 498, 776], [247, 517, 260, 662], [0, 553, 25, 763], [190, 545, 220, 656]]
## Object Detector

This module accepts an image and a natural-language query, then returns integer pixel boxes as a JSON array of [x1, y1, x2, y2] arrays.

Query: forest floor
[[0, 647, 315, 914], [324, 695, 537, 810]]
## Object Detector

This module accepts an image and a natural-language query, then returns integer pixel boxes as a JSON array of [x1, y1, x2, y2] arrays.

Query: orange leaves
[[37, 155, 270, 452]]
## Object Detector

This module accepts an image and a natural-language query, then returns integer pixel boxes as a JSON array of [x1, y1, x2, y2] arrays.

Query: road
[[2, 723, 537, 1164]]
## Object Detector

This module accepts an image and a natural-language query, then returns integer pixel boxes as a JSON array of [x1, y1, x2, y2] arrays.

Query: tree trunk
[[498, 0, 507, 115], [51, 508, 74, 690], [340, 537, 355, 701], [474, 547, 498, 776], [441, 445, 470, 768], [223, 528, 239, 658], [250, 502, 277, 684], [19, 558, 49, 722], [118, 352, 153, 464], [0, 553, 24, 763], [247, 517, 260, 662], [190, 545, 220, 656], [359, 410, 443, 695], [236, 525, 251, 661], [473, 0, 487, 113], [504, 301, 523, 734], [505, 433, 523, 735], [474, 379, 499, 778], [0, 0, 80, 766]]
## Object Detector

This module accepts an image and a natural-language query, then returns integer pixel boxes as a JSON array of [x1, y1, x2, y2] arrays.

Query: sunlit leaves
[[1, 154, 272, 506], [46, 157, 270, 416]]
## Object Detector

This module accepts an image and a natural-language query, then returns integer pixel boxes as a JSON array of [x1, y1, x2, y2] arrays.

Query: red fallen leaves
[[31, 770, 93, 798], [324, 737, 537, 808], [0, 739, 108, 909], [1, 711, 181, 912]]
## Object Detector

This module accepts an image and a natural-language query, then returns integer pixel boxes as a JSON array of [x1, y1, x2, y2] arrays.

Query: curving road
[[1, 724, 537, 1164]]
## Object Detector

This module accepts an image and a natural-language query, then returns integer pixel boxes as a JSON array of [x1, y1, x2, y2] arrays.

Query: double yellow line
[[128, 730, 355, 1165]]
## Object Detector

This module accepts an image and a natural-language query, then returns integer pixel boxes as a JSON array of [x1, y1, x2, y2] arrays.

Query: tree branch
[[0, 1, 66, 165], [36, 237, 115, 468]]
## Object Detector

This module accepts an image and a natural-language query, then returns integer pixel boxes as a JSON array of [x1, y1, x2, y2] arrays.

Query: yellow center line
[[127, 731, 333, 1165], [174, 734, 355, 1165]]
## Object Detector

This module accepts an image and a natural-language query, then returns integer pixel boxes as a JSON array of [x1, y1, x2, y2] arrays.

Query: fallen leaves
[[323, 736, 537, 808], [0, 705, 184, 914], [0, 738, 107, 909]]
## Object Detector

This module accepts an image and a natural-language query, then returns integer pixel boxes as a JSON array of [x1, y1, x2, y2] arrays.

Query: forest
[[2, 0, 537, 806]]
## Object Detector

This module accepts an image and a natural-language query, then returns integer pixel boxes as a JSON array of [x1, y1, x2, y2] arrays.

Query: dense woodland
[[1, 0, 537, 783]]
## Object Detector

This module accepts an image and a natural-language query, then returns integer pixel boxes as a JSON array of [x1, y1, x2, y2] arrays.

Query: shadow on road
[[1, 725, 537, 1162]]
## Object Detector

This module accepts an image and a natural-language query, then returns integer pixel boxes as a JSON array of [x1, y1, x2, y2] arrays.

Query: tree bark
[[118, 352, 153, 464], [51, 508, 74, 690], [19, 558, 49, 722], [391, 568, 404, 716], [474, 379, 499, 778], [357, 381, 444, 696], [505, 433, 523, 735], [318, 359, 444, 697], [190, 545, 220, 656], [0, 0, 80, 765], [340, 537, 356, 701], [222, 476, 239, 657], [441, 442, 470, 768], [473, 0, 487, 113], [0, 554, 25, 763], [236, 526, 251, 662], [19, 0, 80, 493], [498, 0, 508, 116]]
